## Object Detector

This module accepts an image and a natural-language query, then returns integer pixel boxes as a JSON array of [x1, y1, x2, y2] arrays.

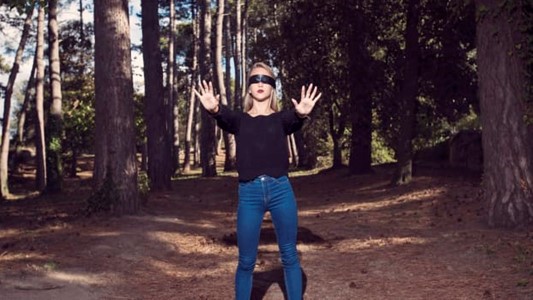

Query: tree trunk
[[392, 0, 420, 185], [329, 104, 346, 169], [35, 3, 47, 192], [14, 46, 37, 158], [476, 0, 533, 227], [240, 0, 249, 100], [46, 0, 64, 193], [183, 2, 199, 174], [289, 134, 298, 167], [347, 5, 373, 175], [194, 100, 201, 166], [0, 1, 35, 199], [233, 0, 242, 111], [168, 0, 179, 174], [199, 0, 217, 177], [223, 8, 237, 171], [294, 131, 316, 169], [141, 0, 172, 191], [94, 0, 139, 215], [70, 148, 78, 178], [215, 0, 236, 171]]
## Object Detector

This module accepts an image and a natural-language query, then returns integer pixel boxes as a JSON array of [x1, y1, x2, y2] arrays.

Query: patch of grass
[[43, 261, 59, 271]]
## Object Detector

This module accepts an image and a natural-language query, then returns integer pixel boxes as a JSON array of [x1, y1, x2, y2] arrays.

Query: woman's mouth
[[257, 89, 264, 93]]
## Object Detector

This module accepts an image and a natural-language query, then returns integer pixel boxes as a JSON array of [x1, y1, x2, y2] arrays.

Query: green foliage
[[0, 0, 36, 14], [133, 93, 146, 147], [47, 120, 63, 152], [0, 55, 10, 73], [60, 19, 95, 171], [137, 171, 150, 203], [371, 130, 396, 165], [453, 106, 480, 131]]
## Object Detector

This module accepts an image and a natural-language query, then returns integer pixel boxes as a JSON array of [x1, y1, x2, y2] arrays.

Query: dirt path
[[1, 166, 532, 299]]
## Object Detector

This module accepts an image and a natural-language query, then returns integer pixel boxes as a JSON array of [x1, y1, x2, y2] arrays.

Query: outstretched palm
[[193, 80, 220, 113], [291, 83, 322, 117]]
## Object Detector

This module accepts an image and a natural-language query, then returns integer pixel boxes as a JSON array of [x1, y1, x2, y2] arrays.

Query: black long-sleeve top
[[212, 105, 305, 181]]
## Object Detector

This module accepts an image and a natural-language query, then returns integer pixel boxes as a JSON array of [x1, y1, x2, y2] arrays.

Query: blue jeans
[[235, 175, 302, 300]]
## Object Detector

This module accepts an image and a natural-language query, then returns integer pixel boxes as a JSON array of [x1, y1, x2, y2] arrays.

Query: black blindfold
[[248, 74, 276, 88]]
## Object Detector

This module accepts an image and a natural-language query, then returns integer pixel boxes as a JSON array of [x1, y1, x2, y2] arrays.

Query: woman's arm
[[212, 104, 241, 135], [194, 80, 240, 134]]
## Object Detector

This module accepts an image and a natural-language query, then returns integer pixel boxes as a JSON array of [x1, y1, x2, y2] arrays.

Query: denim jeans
[[235, 175, 302, 300]]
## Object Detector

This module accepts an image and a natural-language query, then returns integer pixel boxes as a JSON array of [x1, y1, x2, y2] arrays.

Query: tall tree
[[93, 0, 139, 214], [198, 0, 217, 177], [223, 1, 236, 171], [183, 0, 198, 173], [347, 2, 373, 175], [215, 0, 236, 171], [240, 0, 248, 96], [15, 47, 37, 152], [391, 0, 421, 184], [35, 2, 47, 192], [233, 0, 242, 111], [476, 0, 533, 227], [0, 1, 34, 199], [46, 0, 64, 192], [169, 0, 180, 175], [141, 0, 172, 190]]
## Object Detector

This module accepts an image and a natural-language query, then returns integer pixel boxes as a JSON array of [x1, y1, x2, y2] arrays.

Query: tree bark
[[35, 3, 47, 192], [476, 0, 533, 227], [15, 46, 37, 154], [223, 7, 237, 171], [0, 1, 34, 199], [183, 2, 199, 174], [168, 0, 179, 174], [329, 103, 346, 169], [392, 0, 420, 185], [141, 0, 172, 191], [240, 0, 249, 100], [94, 0, 139, 215], [347, 4, 373, 175], [233, 0, 242, 111], [46, 0, 64, 193], [199, 0, 217, 177], [215, 0, 236, 171]]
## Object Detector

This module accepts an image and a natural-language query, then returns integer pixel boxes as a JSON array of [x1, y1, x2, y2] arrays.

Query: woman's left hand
[[291, 84, 322, 118]]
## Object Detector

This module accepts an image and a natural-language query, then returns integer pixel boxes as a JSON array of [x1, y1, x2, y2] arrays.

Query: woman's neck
[[248, 100, 274, 116]]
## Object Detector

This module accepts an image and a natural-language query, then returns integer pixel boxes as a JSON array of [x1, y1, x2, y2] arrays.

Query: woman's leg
[[268, 176, 302, 300], [235, 180, 265, 300]]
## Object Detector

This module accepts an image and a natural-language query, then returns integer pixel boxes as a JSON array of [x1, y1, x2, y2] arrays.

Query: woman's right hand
[[193, 80, 220, 113]]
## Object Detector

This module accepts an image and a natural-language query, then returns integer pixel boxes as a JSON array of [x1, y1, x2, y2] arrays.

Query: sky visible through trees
[[0, 1, 144, 119]]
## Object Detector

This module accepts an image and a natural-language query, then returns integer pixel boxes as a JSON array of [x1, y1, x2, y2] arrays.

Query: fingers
[[291, 98, 298, 107], [193, 88, 201, 99], [197, 80, 219, 96], [302, 83, 320, 101], [314, 92, 323, 102], [309, 84, 318, 100]]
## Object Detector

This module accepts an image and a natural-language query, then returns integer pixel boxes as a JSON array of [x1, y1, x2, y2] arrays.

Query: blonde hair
[[243, 62, 279, 113]]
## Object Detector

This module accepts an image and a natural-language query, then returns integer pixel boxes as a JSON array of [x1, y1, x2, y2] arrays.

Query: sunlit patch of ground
[[1, 157, 533, 299]]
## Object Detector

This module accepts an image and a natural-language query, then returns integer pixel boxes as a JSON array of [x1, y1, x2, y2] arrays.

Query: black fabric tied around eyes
[[248, 74, 276, 88]]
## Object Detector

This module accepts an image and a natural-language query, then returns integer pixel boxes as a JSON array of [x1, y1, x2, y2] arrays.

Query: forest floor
[[0, 156, 533, 300]]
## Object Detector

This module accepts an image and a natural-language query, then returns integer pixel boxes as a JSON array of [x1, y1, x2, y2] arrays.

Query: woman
[[194, 62, 321, 300]]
